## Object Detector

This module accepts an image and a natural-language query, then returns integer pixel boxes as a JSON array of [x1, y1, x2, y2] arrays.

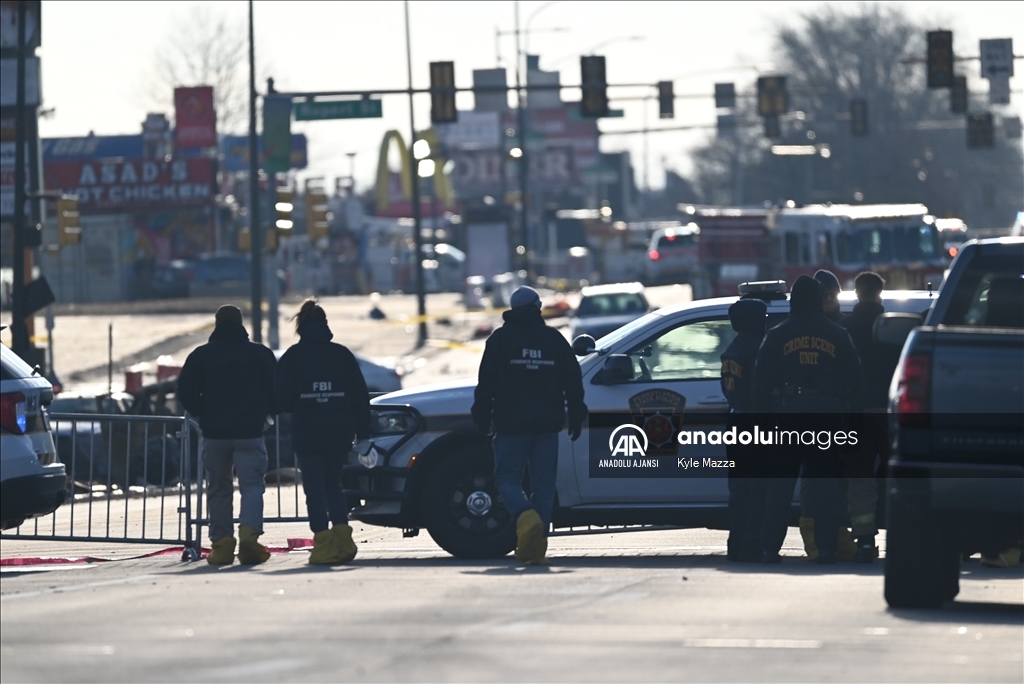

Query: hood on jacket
[[502, 305, 545, 327], [790, 275, 825, 316], [297, 319, 334, 343], [209, 319, 249, 343], [729, 298, 767, 336]]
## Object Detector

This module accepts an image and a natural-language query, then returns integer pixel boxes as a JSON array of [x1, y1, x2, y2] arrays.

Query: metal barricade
[[2, 413, 198, 555]]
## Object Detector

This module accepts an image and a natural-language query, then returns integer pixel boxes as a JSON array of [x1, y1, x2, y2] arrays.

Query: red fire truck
[[689, 204, 947, 299]]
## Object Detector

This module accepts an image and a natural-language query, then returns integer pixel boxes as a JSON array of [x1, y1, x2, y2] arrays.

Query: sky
[[36, 1, 1024, 193]]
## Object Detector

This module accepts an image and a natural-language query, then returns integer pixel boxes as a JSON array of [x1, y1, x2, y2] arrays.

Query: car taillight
[[894, 352, 930, 428], [0, 391, 27, 435], [649, 250, 660, 260]]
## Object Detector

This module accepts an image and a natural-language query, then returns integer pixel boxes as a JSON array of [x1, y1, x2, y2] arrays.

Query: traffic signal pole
[[10, 0, 29, 358], [247, 0, 263, 344], [514, 2, 530, 281], [405, 1, 428, 349]]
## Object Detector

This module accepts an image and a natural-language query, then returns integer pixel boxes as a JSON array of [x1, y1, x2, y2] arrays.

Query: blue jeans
[[296, 451, 349, 534], [492, 433, 559, 531]]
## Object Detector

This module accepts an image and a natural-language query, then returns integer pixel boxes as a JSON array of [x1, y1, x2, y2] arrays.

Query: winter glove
[[475, 420, 492, 437], [568, 424, 582, 442]]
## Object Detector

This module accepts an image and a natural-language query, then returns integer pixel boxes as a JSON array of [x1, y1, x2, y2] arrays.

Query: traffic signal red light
[[430, 61, 457, 124], [927, 31, 954, 89], [580, 56, 609, 118], [657, 81, 674, 119]]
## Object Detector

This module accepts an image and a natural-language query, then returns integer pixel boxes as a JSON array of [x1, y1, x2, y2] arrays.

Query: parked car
[[1, 338, 66, 529], [48, 391, 134, 485], [646, 223, 700, 286], [148, 253, 286, 299], [569, 282, 650, 341]]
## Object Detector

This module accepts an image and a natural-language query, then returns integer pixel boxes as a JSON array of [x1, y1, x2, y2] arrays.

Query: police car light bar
[[738, 280, 788, 296]]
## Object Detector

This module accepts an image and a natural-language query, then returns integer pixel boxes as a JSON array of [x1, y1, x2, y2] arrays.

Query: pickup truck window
[[943, 256, 1024, 328]]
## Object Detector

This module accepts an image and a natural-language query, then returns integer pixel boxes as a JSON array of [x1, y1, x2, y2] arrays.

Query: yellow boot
[[837, 527, 857, 561], [980, 547, 1022, 568], [514, 509, 549, 565], [237, 524, 270, 565], [207, 536, 236, 565], [331, 524, 358, 564], [799, 517, 817, 561], [308, 530, 338, 565]]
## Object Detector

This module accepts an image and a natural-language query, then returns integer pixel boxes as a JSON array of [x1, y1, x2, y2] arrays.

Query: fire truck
[[689, 204, 947, 299]]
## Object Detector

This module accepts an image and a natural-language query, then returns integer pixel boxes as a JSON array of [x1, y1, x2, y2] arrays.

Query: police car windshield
[[594, 310, 664, 352]]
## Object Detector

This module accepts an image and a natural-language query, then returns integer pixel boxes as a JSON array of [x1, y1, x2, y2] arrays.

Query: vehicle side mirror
[[593, 354, 634, 384], [571, 334, 596, 356], [874, 312, 922, 348]]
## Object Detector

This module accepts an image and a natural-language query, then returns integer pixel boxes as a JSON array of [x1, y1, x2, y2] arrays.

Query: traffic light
[[56, 195, 81, 246], [950, 76, 967, 113], [927, 30, 954, 88], [275, 188, 294, 233], [763, 114, 781, 139], [757, 76, 788, 116], [657, 81, 674, 118], [430, 61, 457, 124], [716, 114, 737, 138], [966, 112, 994, 148], [580, 55, 609, 118], [305, 184, 330, 241], [714, 83, 736, 109], [850, 98, 868, 136]]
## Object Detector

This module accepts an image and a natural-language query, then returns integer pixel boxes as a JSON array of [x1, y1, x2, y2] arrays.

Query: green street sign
[[294, 99, 383, 121], [604, 109, 625, 118]]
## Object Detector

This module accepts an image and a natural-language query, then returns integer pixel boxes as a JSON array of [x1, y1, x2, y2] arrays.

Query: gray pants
[[204, 437, 267, 542]]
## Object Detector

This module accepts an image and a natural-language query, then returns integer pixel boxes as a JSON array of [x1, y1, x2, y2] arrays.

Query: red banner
[[44, 158, 216, 213], [174, 86, 217, 149]]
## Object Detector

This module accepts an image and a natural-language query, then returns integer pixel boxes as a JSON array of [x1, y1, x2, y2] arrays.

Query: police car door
[[574, 312, 735, 504]]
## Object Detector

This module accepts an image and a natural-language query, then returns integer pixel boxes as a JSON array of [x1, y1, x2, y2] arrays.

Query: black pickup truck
[[881, 237, 1024, 608]]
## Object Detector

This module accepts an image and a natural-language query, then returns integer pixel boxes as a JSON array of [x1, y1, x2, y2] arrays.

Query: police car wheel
[[421, 449, 517, 559]]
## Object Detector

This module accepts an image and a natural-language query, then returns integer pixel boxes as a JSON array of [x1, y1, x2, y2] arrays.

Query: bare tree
[[150, 5, 249, 134]]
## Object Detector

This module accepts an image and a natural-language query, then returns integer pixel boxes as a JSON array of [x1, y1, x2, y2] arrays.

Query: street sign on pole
[[980, 39, 1014, 79], [293, 99, 383, 121]]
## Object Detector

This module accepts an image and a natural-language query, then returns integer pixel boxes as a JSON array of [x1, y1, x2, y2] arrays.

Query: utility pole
[[514, 1, 530, 280], [10, 0, 29, 358], [405, 0, 427, 348], [247, 0, 263, 343]]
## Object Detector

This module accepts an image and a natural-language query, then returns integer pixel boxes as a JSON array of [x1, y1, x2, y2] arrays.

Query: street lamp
[[548, 35, 645, 68]]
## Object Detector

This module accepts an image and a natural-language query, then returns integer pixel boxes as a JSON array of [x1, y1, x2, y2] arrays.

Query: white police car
[[344, 283, 935, 558]]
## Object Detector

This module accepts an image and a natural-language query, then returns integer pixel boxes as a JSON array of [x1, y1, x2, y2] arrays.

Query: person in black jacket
[[276, 300, 370, 565], [753, 276, 863, 564], [471, 286, 587, 565], [177, 305, 278, 565], [720, 298, 768, 562], [814, 269, 843, 322], [839, 271, 887, 562]]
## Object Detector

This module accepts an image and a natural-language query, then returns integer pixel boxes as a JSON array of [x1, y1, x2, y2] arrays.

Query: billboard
[[173, 86, 217, 149], [43, 157, 216, 214]]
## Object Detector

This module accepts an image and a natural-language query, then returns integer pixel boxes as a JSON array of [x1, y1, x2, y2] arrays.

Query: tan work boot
[[207, 536, 236, 565], [237, 524, 270, 565], [331, 524, 358, 564], [799, 517, 817, 561], [308, 530, 338, 565], [837, 527, 857, 561], [980, 547, 1021, 568], [514, 509, 549, 565]]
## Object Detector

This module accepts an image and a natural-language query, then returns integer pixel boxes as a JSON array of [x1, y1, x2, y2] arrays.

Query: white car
[[569, 282, 650, 341], [343, 285, 936, 558], [1, 340, 66, 529]]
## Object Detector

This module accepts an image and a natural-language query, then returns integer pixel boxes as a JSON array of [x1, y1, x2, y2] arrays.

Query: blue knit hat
[[813, 269, 842, 293], [509, 286, 542, 309]]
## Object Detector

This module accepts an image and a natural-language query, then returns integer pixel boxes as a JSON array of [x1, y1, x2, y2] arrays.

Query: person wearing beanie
[[813, 269, 843, 322], [720, 298, 769, 562], [276, 300, 370, 565], [471, 286, 588, 565], [177, 305, 279, 565], [752, 275, 863, 565]]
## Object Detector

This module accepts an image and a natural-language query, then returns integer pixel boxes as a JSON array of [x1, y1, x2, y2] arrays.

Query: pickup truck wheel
[[421, 449, 516, 559], [884, 491, 960, 608]]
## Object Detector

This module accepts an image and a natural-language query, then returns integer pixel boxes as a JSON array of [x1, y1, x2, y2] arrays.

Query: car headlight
[[371, 408, 418, 436]]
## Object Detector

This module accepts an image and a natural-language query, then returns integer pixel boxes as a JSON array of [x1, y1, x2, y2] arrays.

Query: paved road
[[2, 526, 1021, 683]]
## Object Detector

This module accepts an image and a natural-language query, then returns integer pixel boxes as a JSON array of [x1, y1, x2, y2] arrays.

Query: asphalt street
[[1, 527, 1022, 683]]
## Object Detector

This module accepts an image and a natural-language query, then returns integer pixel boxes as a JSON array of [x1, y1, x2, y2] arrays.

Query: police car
[[344, 282, 935, 558]]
